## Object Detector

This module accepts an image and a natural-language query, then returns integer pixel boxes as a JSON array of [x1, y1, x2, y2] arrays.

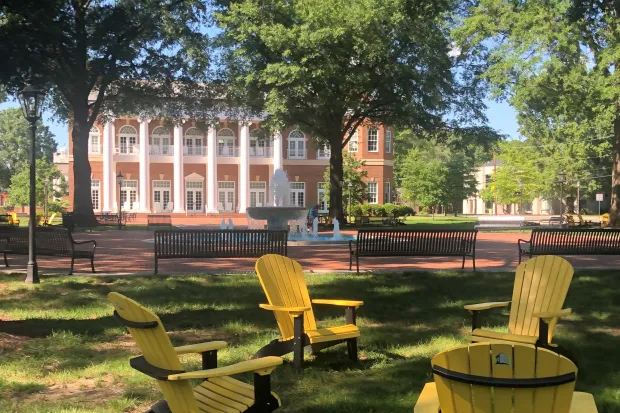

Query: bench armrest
[[168, 356, 283, 380], [259, 303, 311, 315], [311, 299, 364, 308], [174, 341, 228, 355], [464, 301, 510, 311], [73, 239, 97, 247], [533, 308, 572, 321]]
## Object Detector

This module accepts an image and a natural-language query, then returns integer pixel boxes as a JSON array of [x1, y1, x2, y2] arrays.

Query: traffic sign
[[596, 193, 604, 202]]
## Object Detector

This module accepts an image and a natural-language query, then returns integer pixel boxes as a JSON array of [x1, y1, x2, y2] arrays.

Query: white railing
[[317, 149, 331, 160], [184, 146, 207, 156], [149, 145, 174, 156], [115, 145, 140, 155], [217, 145, 240, 157], [287, 149, 307, 159], [250, 147, 273, 158]]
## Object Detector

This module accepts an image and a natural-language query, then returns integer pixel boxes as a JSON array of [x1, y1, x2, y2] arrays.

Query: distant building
[[462, 160, 550, 215], [53, 148, 70, 199]]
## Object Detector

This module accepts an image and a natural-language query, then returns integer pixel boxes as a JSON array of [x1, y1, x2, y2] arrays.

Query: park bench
[[0, 226, 96, 275], [544, 216, 564, 226], [95, 213, 123, 227], [147, 214, 172, 230], [349, 229, 478, 273], [153, 229, 288, 274], [475, 215, 526, 230], [518, 227, 620, 263]]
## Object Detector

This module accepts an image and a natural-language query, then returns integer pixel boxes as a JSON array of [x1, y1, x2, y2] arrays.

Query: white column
[[102, 120, 115, 212], [139, 118, 150, 212], [206, 126, 218, 213], [239, 123, 250, 213], [273, 129, 283, 171], [173, 124, 185, 213]]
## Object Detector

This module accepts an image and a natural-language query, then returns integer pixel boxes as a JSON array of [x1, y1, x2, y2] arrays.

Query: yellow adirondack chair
[[414, 343, 598, 413], [254, 254, 363, 370], [601, 213, 610, 228], [465, 255, 574, 347], [8, 212, 19, 226], [108, 292, 283, 413], [564, 213, 578, 226]]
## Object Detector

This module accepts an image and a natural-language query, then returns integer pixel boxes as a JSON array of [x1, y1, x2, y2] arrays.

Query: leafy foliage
[[322, 153, 368, 212], [0, 108, 57, 189], [7, 159, 67, 208]]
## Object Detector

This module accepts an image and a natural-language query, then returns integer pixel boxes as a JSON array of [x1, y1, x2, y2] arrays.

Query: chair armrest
[[464, 301, 510, 311], [174, 341, 228, 355], [259, 304, 311, 315], [414, 382, 440, 413], [168, 356, 283, 380], [311, 299, 364, 308], [533, 308, 572, 321]]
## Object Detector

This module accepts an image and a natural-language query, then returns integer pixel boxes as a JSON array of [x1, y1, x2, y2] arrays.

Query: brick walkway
[[3, 229, 619, 276]]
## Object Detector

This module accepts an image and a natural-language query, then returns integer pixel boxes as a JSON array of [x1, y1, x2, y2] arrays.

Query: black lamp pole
[[558, 172, 566, 224], [117, 172, 124, 229], [18, 85, 45, 284], [348, 182, 352, 224]]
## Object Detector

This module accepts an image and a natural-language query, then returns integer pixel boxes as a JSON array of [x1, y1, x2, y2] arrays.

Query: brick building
[[67, 117, 394, 215]]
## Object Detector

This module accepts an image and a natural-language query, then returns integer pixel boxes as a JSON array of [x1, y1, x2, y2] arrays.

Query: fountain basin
[[246, 206, 307, 230]]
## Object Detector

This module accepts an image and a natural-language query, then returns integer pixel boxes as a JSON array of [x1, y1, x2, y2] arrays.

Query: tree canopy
[[0, 0, 214, 224], [455, 0, 620, 224], [215, 0, 486, 221], [8, 159, 67, 208], [321, 153, 368, 211], [0, 108, 57, 190]]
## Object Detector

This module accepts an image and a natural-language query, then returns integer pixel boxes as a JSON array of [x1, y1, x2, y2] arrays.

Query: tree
[[216, 0, 467, 222], [321, 153, 368, 213], [8, 159, 67, 209], [0, 0, 213, 225], [455, 0, 620, 225], [399, 143, 477, 215], [0, 108, 57, 189]]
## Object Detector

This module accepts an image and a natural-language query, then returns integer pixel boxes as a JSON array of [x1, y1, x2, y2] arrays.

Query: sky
[[1, 98, 522, 150]]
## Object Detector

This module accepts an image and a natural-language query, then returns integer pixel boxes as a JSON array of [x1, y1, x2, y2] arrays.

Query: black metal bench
[[349, 229, 478, 273], [518, 228, 620, 263], [0, 226, 97, 275], [147, 214, 172, 230], [153, 229, 288, 274]]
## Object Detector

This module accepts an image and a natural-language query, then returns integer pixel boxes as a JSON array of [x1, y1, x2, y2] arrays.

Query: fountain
[[332, 217, 343, 240], [246, 169, 307, 230], [312, 217, 319, 238], [228, 218, 234, 230], [220, 219, 227, 230]]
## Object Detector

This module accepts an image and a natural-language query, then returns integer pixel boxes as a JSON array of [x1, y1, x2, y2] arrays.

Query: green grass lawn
[[0, 270, 619, 412]]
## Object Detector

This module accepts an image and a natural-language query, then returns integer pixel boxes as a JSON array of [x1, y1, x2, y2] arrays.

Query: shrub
[[360, 204, 373, 216], [372, 204, 386, 217], [349, 203, 363, 216], [383, 203, 396, 216]]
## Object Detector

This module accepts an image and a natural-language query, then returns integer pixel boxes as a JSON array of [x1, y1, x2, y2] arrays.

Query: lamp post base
[[26, 262, 39, 284]]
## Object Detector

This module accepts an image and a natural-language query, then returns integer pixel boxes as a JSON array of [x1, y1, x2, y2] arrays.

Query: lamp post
[[18, 85, 45, 284], [348, 182, 353, 224], [558, 172, 566, 224], [518, 182, 524, 215], [116, 172, 124, 229]]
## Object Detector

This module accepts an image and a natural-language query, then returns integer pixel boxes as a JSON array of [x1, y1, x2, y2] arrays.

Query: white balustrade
[[149, 145, 174, 156]]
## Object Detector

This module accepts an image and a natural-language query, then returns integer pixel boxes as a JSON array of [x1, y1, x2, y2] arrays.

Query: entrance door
[[249, 182, 267, 207], [153, 180, 171, 212], [120, 180, 138, 210], [218, 182, 235, 211], [186, 181, 203, 212], [120, 136, 137, 154]]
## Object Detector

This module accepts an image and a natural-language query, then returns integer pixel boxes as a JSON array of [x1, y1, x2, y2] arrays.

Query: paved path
[[3, 230, 619, 276]]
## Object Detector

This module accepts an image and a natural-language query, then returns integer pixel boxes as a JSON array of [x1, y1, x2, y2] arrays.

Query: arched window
[[184, 127, 204, 156], [89, 126, 100, 154], [118, 125, 138, 155], [151, 126, 171, 155], [367, 127, 379, 152], [217, 128, 236, 156], [287, 130, 306, 159], [250, 128, 269, 157]]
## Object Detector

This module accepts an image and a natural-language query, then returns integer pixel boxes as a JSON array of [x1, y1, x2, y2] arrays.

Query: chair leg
[[347, 338, 358, 361], [461, 255, 465, 269], [252, 373, 280, 413], [90, 256, 95, 273], [349, 253, 352, 271], [356, 255, 360, 274], [472, 255, 476, 271], [3, 252, 8, 267], [293, 314, 305, 371]]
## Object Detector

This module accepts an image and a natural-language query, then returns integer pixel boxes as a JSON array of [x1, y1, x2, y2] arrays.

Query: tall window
[[118, 125, 138, 154], [184, 127, 204, 156], [367, 182, 378, 204], [384, 181, 391, 203], [89, 126, 100, 154], [290, 182, 306, 207], [250, 181, 267, 207], [120, 180, 138, 210], [385, 130, 392, 153], [317, 142, 331, 159], [91, 179, 100, 210], [217, 128, 236, 156], [367, 128, 378, 152], [348, 130, 358, 152], [287, 130, 306, 159], [318, 183, 328, 212], [250, 129, 269, 157], [151, 126, 171, 155]]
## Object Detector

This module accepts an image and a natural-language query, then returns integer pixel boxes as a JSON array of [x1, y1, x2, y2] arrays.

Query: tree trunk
[[328, 140, 345, 224], [610, 116, 620, 227], [71, 114, 97, 226]]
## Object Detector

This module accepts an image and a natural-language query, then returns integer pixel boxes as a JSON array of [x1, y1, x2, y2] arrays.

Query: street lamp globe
[[116, 171, 124, 186], [18, 85, 45, 122]]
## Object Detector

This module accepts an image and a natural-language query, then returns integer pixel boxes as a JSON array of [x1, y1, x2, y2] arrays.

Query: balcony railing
[[250, 146, 273, 158], [287, 149, 307, 159], [317, 149, 331, 160], [115, 144, 140, 155], [149, 145, 174, 156], [183, 146, 207, 156], [217, 145, 240, 157]]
